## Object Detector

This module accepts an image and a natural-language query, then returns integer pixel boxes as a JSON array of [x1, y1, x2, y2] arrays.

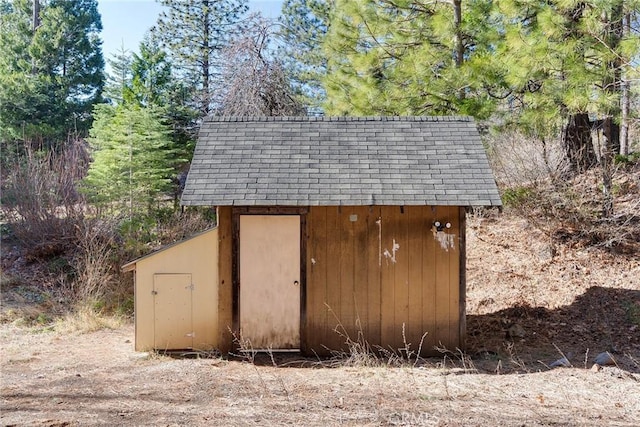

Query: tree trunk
[[600, 0, 623, 156], [619, 11, 631, 156], [31, 0, 40, 74], [201, 0, 210, 115], [620, 74, 630, 156], [601, 117, 616, 218], [562, 113, 597, 173], [599, 0, 624, 218], [453, 0, 464, 68], [32, 0, 40, 31], [452, 0, 465, 102]]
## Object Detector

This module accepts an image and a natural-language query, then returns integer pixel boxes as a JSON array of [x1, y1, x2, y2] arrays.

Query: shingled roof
[[181, 116, 502, 207]]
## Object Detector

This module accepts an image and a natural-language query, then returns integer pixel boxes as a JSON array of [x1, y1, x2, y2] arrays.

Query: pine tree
[[322, 0, 496, 117], [128, 34, 199, 164], [494, 0, 640, 173], [101, 34, 199, 198], [0, 0, 45, 142], [129, 34, 172, 107], [278, 0, 330, 112], [153, 0, 248, 115], [0, 0, 104, 144], [103, 45, 132, 105], [82, 104, 180, 217]]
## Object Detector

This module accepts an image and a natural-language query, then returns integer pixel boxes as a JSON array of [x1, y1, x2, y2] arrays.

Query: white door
[[240, 215, 300, 349]]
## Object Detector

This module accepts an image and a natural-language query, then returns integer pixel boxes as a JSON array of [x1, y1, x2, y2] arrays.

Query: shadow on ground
[[466, 286, 640, 374], [224, 286, 640, 375]]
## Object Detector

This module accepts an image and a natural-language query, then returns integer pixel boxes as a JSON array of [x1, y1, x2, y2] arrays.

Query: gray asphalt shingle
[[181, 116, 502, 207]]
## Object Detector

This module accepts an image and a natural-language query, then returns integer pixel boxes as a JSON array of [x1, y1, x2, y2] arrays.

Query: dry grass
[[1, 323, 639, 426], [305, 306, 433, 369], [0, 273, 124, 333], [54, 307, 125, 334], [0, 273, 58, 326]]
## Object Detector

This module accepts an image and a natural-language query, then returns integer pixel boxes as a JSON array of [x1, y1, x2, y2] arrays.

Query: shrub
[[71, 217, 131, 312], [0, 139, 88, 260]]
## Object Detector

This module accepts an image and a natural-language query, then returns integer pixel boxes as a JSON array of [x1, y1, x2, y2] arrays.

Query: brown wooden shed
[[125, 116, 501, 356]]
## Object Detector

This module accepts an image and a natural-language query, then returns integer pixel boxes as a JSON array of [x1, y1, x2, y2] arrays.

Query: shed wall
[[304, 205, 462, 355], [217, 206, 233, 354], [134, 228, 219, 351]]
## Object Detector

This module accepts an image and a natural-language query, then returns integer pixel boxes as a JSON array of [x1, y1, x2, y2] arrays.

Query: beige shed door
[[240, 215, 300, 349], [153, 273, 193, 349]]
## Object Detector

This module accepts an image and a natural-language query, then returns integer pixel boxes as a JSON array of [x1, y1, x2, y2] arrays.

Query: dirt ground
[[2, 211, 640, 426], [1, 322, 639, 427]]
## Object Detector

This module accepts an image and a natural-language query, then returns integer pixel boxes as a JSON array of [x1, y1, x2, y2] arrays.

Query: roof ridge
[[204, 115, 473, 123]]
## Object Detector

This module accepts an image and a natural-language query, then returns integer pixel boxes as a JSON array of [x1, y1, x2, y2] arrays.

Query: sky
[[98, 0, 283, 63]]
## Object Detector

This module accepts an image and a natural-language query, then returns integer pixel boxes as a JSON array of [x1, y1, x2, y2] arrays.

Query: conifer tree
[[103, 46, 132, 105], [278, 0, 330, 112], [128, 34, 199, 163], [153, 0, 247, 115], [101, 34, 198, 200], [82, 104, 180, 217], [129, 34, 172, 108], [322, 0, 496, 117], [0, 0, 104, 143], [493, 0, 639, 173]]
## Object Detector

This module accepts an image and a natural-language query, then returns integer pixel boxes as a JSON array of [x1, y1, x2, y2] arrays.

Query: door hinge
[[151, 290, 158, 295], [186, 284, 194, 291]]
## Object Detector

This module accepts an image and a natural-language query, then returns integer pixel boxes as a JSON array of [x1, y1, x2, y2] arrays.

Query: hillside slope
[[465, 167, 640, 372]]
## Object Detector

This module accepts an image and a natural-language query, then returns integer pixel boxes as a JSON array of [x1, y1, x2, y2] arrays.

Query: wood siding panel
[[306, 206, 327, 352], [422, 207, 437, 352], [352, 206, 370, 342], [366, 207, 382, 347], [380, 207, 397, 351], [217, 206, 233, 354], [433, 205, 462, 350], [339, 208, 356, 344], [407, 206, 426, 354], [379, 205, 416, 352], [448, 206, 461, 349], [304, 205, 462, 356], [392, 207, 410, 352], [325, 207, 342, 351], [458, 207, 467, 350], [434, 205, 450, 349]]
